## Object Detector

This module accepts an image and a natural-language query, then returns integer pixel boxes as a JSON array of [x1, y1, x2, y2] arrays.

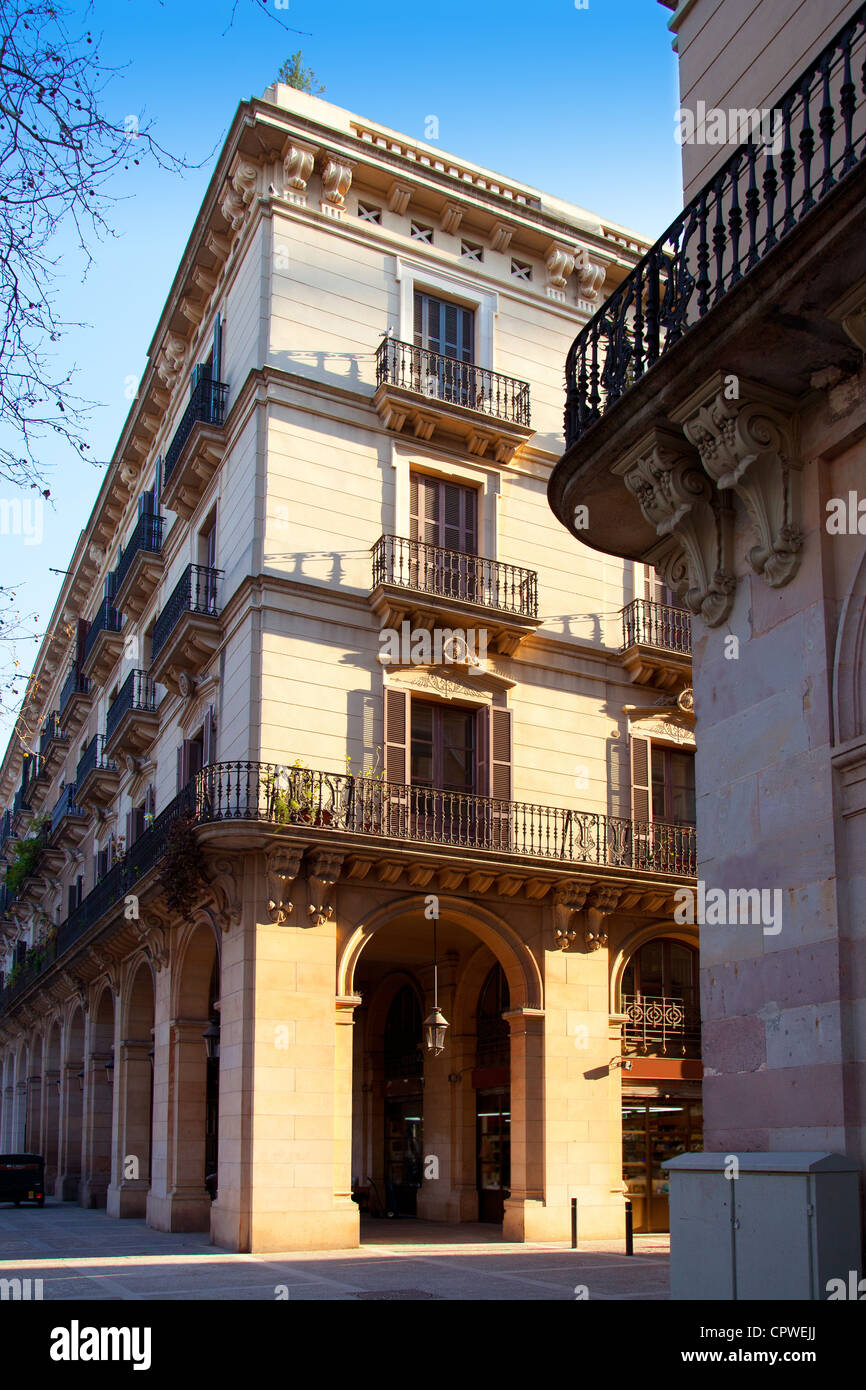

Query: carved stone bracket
[[90, 946, 121, 998], [675, 377, 803, 589], [584, 886, 621, 950], [220, 159, 258, 232], [320, 156, 354, 215], [614, 425, 736, 627], [574, 249, 606, 302], [306, 851, 344, 926], [200, 856, 243, 933], [59, 970, 88, 1014], [283, 140, 316, 201], [266, 846, 303, 925], [133, 912, 171, 973], [545, 242, 576, 302], [553, 881, 592, 950]]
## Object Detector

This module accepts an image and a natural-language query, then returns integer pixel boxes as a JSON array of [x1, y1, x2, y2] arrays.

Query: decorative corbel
[[574, 249, 606, 302], [320, 156, 354, 214], [545, 242, 577, 302], [584, 885, 621, 951], [613, 425, 736, 627], [220, 159, 258, 232], [553, 881, 592, 950], [266, 846, 303, 925], [306, 850, 344, 927], [90, 947, 121, 998], [282, 140, 316, 203], [133, 912, 170, 973], [675, 376, 803, 589], [387, 181, 411, 215], [440, 202, 463, 235], [200, 856, 242, 934]]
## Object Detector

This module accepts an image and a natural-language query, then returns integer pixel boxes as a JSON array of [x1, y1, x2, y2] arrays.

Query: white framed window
[[394, 257, 499, 370]]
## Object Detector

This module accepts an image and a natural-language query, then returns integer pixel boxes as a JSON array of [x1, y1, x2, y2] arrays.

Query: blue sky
[[0, 0, 682, 737]]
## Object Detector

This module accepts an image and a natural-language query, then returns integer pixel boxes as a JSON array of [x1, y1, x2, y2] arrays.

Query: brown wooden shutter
[[475, 706, 489, 798], [125, 810, 134, 848], [384, 688, 408, 784], [490, 708, 512, 800], [202, 706, 216, 766], [631, 735, 652, 824], [176, 745, 185, 794]]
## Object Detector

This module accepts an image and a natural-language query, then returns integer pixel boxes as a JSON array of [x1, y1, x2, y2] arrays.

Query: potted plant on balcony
[[5, 816, 47, 894], [158, 812, 206, 922], [344, 751, 385, 833]]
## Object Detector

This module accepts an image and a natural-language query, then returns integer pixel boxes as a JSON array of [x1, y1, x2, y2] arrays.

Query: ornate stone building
[[0, 87, 697, 1250], [549, 0, 866, 1283]]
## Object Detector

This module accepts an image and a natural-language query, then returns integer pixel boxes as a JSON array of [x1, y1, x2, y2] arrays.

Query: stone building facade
[[0, 87, 697, 1251]]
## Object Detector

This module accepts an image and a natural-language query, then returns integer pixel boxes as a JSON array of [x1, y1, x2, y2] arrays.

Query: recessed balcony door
[[413, 291, 474, 408], [409, 472, 478, 603], [410, 700, 476, 842]]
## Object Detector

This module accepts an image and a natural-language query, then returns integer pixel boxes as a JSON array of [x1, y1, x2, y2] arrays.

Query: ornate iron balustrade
[[82, 597, 122, 666], [622, 993, 701, 1057], [106, 670, 156, 743], [50, 783, 86, 838], [377, 337, 531, 427], [564, 4, 866, 446], [58, 663, 90, 719], [621, 598, 692, 655], [193, 762, 697, 875], [151, 564, 222, 663], [39, 711, 66, 757], [113, 512, 164, 597], [12, 785, 31, 820], [0, 809, 12, 852], [163, 376, 229, 488], [372, 535, 539, 619], [0, 883, 15, 917], [76, 734, 117, 787]]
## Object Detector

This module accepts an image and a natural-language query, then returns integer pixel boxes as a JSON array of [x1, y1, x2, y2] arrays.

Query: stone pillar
[[14, 1080, 27, 1149], [107, 1040, 153, 1218], [335, 995, 362, 1219], [153, 1020, 211, 1232], [41, 1069, 60, 1191], [502, 1007, 546, 1240], [1, 1086, 13, 1149], [79, 1052, 114, 1208], [416, 959, 460, 1222], [145, 957, 177, 1232], [26, 1072, 42, 1156], [210, 850, 359, 1252], [57, 1063, 83, 1201]]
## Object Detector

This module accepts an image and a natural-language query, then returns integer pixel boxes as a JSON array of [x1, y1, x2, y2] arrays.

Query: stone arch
[[609, 922, 699, 1012], [171, 919, 221, 1020], [338, 895, 543, 1012], [833, 547, 866, 743]]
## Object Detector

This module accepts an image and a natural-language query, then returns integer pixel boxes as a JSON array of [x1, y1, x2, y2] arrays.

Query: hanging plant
[[158, 813, 206, 921], [5, 816, 47, 893]]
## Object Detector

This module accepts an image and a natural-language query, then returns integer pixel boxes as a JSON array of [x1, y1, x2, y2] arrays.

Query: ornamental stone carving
[[553, 881, 591, 949], [266, 846, 302, 925], [545, 243, 576, 291], [283, 141, 316, 195], [674, 376, 803, 589], [320, 157, 354, 212], [220, 160, 258, 232], [307, 850, 343, 926], [613, 426, 736, 627], [575, 249, 606, 301]]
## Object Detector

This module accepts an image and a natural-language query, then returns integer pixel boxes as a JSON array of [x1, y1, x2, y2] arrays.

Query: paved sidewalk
[[0, 1201, 670, 1300]]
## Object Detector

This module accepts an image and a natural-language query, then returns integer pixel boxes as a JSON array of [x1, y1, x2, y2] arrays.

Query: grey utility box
[[664, 1152, 862, 1300]]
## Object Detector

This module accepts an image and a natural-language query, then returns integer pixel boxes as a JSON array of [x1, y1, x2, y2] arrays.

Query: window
[[645, 569, 686, 610], [411, 700, 476, 795], [461, 240, 483, 263], [410, 221, 433, 244], [413, 291, 474, 362], [357, 201, 382, 224], [384, 984, 423, 1080], [198, 506, 217, 569], [511, 258, 532, 281], [622, 939, 698, 1008], [410, 472, 477, 555], [476, 964, 510, 1068], [651, 746, 695, 825]]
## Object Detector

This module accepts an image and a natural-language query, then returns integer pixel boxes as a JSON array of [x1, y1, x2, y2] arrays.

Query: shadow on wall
[[262, 547, 370, 592], [270, 349, 375, 395]]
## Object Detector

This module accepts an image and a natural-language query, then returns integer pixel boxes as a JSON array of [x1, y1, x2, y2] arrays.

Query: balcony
[[161, 376, 229, 521], [105, 670, 158, 761], [374, 339, 533, 464], [620, 598, 692, 691], [75, 735, 119, 810], [150, 564, 222, 694], [193, 761, 697, 877], [58, 662, 92, 736], [113, 512, 165, 620], [39, 711, 69, 772], [621, 993, 700, 1060], [11, 783, 34, 832], [549, 6, 866, 598], [81, 597, 124, 684], [370, 535, 541, 657], [48, 783, 88, 849], [0, 810, 12, 856]]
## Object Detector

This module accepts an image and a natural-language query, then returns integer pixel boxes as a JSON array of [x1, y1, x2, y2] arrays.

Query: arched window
[[476, 964, 510, 1068], [621, 939, 699, 1058], [384, 984, 423, 1079], [622, 939, 697, 1006]]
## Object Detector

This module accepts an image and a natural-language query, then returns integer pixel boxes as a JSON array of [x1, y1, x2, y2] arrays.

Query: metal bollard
[[571, 1196, 578, 1249], [624, 1198, 634, 1256]]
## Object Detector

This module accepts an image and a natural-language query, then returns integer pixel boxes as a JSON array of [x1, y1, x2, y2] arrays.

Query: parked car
[[0, 1154, 45, 1207]]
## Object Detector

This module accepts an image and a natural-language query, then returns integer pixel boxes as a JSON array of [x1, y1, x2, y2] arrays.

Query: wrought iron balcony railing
[[106, 670, 156, 744], [50, 783, 87, 838], [0, 809, 12, 852], [193, 762, 697, 875], [621, 598, 692, 656], [76, 734, 117, 788], [163, 376, 229, 489], [58, 662, 90, 719], [564, 3, 866, 446], [621, 993, 701, 1058], [82, 597, 122, 667], [12, 785, 31, 821], [377, 338, 531, 427], [151, 564, 222, 664], [372, 535, 539, 619], [39, 711, 66, 757], [0, 884, 15, 917], [113, 511, 164, 599]]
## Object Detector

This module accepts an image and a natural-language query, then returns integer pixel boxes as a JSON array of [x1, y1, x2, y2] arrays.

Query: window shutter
[[76, 618, 89, 664], [490, 708, 512, 800], [203, 707, 216, 765], [176, 744, 185, 794], [145, 783, 155, 817], [475, 706, 489, 799], [153, 457, 162, 515], [384, 688, 408, 784], [125, 811, 133, 848], [631, 735, 652, 824], [212, 313, 222, 381]]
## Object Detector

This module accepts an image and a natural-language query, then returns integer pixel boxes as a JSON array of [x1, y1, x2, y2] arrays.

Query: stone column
[[416, 959, 460, 1222], [79, 1051, 114, 1208], [1, 1085, 13, 1149], [502, 1007, 546, 1240], [14, 1079, 27, 1149], [41, 1069, 60, 1191], [57, 1063, 83, 1201], [26, 1071, 42, 1156], [107, 1040, 153, 1218]]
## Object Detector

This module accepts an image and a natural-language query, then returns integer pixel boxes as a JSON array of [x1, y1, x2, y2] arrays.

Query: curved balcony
[[81, 598, 123, 685], [549, 6, 866, 572], [370, 535, 541, 656], [162, 376, 229, 521], [105, 670, 158, 762], [39, 711, 69, 773], [150, 564, 222, 694], [75, 735, 119, 810], [113, 512, 165, 620], [374, 338, 532, 464]]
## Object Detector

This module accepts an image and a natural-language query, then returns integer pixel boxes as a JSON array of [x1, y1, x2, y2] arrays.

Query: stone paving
[[0, 1199, 670, 1300]]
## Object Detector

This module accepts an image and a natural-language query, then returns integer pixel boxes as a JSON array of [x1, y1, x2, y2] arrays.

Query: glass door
[[476, 1087, 510, 1224], [385, 1098, 423, 1216]]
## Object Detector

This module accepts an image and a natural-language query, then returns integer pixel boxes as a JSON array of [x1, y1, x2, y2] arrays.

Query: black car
[[0, 1154, 45, 1207]]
